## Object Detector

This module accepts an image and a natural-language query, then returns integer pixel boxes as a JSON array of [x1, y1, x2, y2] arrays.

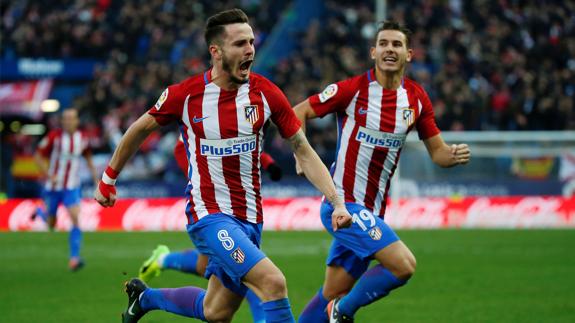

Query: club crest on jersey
[[402, 108, 415, 127], [369, 227, 382, 240], [319, 84, 338, 103], [244, 105, 259, 125], [155, 88, 169, 110], [231, 247, 245, 264]]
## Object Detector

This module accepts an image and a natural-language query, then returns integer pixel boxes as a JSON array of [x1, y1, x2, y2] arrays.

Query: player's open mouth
[[239, 59, 253, 73], [383, 56, 397, 63]]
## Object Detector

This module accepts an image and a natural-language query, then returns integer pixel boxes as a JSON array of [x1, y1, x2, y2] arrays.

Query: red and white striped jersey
[[37, 129, 91, 191], [149, 69, 301, 224], [309, 69, 440, 216]]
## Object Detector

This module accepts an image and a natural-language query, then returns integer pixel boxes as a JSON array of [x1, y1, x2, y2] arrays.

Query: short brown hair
[[375, 20, 412, 47], [205, 8, 249, 46]]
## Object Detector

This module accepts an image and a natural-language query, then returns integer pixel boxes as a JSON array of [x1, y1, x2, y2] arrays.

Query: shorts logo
[[402, 108, 415, 127], [319, 84, 338, 103], [369, 227, 382, 240], [244, 105, 259, 125], [231, 247, 245, 264], [154, 88, 169, 110]]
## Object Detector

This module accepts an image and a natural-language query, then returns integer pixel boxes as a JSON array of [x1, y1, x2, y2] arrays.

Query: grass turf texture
[[1, 230, 574, 322]]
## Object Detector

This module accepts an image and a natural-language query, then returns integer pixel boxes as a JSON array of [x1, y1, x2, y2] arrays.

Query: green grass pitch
[[1, 230, 574, 322]]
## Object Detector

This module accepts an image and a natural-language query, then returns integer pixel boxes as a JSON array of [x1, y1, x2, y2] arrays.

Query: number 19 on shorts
[[352, 209, 376, 231]]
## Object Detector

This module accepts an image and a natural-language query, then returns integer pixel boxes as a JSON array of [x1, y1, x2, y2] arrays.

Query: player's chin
[[379, 65, 400, 73], [232, 71, 250, 84]]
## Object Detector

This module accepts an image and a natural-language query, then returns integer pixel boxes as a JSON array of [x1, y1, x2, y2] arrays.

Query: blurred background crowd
[[1, 0, 574, 197]]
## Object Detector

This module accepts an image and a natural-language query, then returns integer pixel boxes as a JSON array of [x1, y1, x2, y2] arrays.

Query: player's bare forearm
[[289, 130, 351, 231], [107, 113, 161, 172], [424, 134, 471, 168], [293, 100, 317, 175], [95, 114, 160, 208], [289, 130, 344, 208]]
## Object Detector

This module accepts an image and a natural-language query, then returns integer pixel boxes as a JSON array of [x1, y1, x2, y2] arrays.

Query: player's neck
[[375, 68, 404, 90], [210, 66, 241, 91]]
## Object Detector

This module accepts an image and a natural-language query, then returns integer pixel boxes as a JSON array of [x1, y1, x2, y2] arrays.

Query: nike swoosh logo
[[128, 300, 137, 316], [358, 107, 368, 115], [193, 116, 209, 123]]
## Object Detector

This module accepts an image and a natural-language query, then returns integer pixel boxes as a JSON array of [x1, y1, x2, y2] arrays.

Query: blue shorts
[[44, 188, 82, 216], [186, 213, 266, 296], [321, 201, 400, 279]]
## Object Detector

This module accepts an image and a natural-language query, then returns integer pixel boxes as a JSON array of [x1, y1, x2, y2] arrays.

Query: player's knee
[[203, 305, 234, 323], [259, 272, 287, 299], [322, 285, 351, 300], [396, 253, 416, 280], [68, 212, 80, 226]]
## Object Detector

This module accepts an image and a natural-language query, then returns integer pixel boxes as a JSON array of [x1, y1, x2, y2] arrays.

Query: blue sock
[[337, 265, 407, 317], [262, 298, 295, 323], [162, 249, 200, 275], [140, 287, 206, 321], [298, 287, 329, 323], [246, 289, 265, 323], [69, 226, 82, 258]]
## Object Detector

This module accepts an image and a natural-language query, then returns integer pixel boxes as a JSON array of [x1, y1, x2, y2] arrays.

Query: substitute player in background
[[34, 108, 99, 271], [94, 8, 351, 323], [295, 21, 471, 323], [137, 138, 283, 323]]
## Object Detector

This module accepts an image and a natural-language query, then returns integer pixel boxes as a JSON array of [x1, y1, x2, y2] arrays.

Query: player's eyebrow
[[378, 38, 404, 46], [232, 37, 254, 45]]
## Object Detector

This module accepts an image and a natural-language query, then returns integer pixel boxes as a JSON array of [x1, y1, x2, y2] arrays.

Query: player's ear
[[370, 46, 376, 60], [209, 44, 222, 60], [406, 48, 413, 62]]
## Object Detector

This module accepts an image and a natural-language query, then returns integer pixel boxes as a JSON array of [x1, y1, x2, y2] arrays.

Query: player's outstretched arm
[[423, 134, 471, 168], [293, 99, 317, 176], [288, 129, 352, 231], [94, 113, 161, 207]]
